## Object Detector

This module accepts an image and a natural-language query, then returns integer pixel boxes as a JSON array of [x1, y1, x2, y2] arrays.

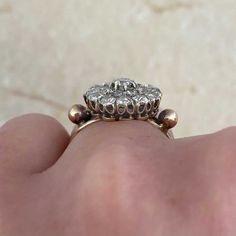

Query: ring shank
[[70, 117, 174, 141]]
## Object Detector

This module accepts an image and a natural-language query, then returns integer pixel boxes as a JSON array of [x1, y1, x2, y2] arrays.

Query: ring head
[[84, 78, 162, 120]]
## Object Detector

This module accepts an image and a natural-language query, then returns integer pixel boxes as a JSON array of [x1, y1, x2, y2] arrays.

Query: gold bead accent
[[68, 104, 91, 124], [157, 109, 178, 129]]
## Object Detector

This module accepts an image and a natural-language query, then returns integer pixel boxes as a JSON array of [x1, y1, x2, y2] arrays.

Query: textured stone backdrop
[[0, 0, 235, 137]]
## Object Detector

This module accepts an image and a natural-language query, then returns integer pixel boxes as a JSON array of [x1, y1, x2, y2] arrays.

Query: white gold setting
[[84, 78, 162, 120], [69, 78, 178, 139]]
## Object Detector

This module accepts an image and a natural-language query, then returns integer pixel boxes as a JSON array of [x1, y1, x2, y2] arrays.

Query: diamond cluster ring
[[68, 78, 178, 139]]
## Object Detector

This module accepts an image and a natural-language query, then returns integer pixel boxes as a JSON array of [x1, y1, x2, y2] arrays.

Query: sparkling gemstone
[[110, 78, 137, 92], [132, 95, 149, 104], [88, 85, 111, 96], [125, 90, 138, 96], [99, 87, 111, 94], [87, 92, 103, 101], [146, 93, 156, 100], [151, 88, 162, 97], [116, 96, 133, 106], [99, 95, 116, 106], [112, 90, 123, 97], [137, 84, 151, 94], [89, 85, 103, 92]]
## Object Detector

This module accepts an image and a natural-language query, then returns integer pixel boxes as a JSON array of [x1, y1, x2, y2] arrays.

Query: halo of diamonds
[[83, 78, 162, 120]]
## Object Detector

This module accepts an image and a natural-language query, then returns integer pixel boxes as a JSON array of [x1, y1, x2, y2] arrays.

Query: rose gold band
[[70, 117, 174, 141]]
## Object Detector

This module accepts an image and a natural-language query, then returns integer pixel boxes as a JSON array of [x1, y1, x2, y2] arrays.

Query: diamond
[[116, 96, 133, 106], [146, 93, 156, 100], [87, 92, 103, 101], [87, 85, 111, 97], [99, 87, 111, 95], [124, 90, 138, 96], [137, 85, 149, 94], [110, 78, 137, 92], [112, 90, 123, 97], [89, 85, 103, 93], [99, 95, 116, 106], [150, 88, 162, 97], [132, 95, 149, 104]]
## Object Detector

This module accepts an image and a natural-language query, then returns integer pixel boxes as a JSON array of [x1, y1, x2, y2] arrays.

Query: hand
[[0, 114, 235, 236]]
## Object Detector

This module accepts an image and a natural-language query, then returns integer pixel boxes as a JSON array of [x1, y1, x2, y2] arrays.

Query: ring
[[68, 78, 178, 140]]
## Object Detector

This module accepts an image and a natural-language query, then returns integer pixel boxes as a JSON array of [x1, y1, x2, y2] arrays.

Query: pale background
[[0, 0, 235, 138]]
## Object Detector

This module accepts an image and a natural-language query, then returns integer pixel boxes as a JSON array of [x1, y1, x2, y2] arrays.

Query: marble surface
[[0, 0, 236, 138]]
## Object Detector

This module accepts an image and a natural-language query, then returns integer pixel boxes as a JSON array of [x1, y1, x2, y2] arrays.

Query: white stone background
[[0, 0, 235, 138]]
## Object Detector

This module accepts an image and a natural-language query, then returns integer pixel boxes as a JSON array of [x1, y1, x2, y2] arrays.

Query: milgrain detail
[[1, 86, 67, 111], [148, 2, 195, 14]]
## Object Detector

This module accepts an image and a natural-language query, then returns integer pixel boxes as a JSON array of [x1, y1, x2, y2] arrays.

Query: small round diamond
[[137, 85, 149, 94], [99, 96, 116, 105], [111, 78, 137, 92], [87, 92, 103, 101], [150, 88, 162, 97], [132, 95, 149, 104], [116, 96, 133, 106], [88, 85, 111, 96], [146, 93, 156, 101]]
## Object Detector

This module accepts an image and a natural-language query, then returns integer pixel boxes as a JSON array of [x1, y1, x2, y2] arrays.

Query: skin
[[0, 113, 235, 236]]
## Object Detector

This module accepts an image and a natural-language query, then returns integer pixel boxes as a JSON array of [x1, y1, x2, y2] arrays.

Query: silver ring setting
[[68, 78, 178, 139]]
